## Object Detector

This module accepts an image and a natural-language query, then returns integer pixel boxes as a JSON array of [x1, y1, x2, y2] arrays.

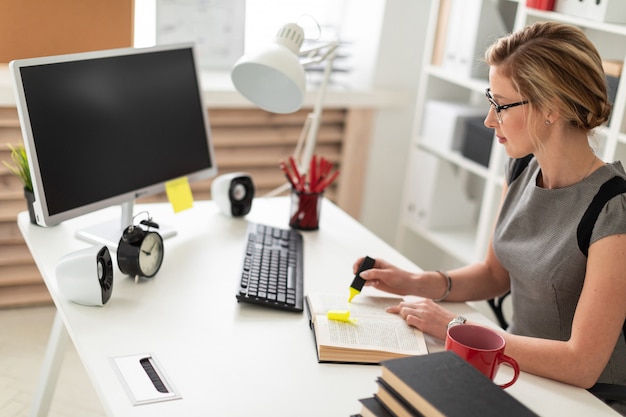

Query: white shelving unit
[[395, 0, 626, 272]]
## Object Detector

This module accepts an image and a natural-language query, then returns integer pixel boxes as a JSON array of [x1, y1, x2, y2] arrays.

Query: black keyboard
[[236, 223, 304, 312]]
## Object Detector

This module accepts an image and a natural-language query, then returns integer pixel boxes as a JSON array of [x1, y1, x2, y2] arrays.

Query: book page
[[307, 293, 403, 317], [315, 315, 427, 354], [306, 293, 429, 359]]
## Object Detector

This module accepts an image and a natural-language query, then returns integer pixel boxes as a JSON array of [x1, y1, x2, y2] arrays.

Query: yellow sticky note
[[165, 177, 194, 213]]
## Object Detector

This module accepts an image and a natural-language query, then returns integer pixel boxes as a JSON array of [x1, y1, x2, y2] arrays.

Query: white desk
[[19, 197, 619, 416]]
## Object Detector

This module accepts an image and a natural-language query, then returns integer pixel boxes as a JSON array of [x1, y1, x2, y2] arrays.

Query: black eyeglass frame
[[485, 88, 529, 122]]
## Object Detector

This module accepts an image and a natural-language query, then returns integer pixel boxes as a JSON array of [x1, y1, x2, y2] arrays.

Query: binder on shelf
[[554, 0, 588, 19], [441, 0, 506, 79], [602, 60, 622, 126], [405, 149, 478, 230], [431, 0, 452, 66], [441, 0, 463, 73], [607, 75, 620, 109], [461, 117, 494, 167], [421, 100, 487, 154], [603, 60, 624, 78], [526, 0, 555, 11], [586, 0, 626, 24], [557, 0, 626, 23]]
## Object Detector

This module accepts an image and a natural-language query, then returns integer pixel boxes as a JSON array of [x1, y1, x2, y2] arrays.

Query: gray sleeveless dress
[[493, 157, 626, 387]]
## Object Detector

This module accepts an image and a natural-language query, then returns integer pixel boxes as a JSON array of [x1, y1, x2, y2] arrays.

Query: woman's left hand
[[387, 298, 456, 340]]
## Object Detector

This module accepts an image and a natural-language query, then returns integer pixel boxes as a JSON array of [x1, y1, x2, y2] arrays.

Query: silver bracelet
[[433, 270, 452, 302]]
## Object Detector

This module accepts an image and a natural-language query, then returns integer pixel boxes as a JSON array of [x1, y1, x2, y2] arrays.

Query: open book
[[305, 293, 429, 364]]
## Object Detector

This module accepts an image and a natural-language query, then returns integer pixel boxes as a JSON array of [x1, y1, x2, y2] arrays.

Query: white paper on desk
[[111, 353, 182, 405]]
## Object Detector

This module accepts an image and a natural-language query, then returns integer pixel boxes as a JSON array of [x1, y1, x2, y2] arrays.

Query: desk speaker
[[211, 172, 255, 217], [55, 246, 114, 306]]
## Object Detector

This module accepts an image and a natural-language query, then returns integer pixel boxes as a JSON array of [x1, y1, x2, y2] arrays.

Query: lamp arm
[[299, 42, 339, 67], [298, 45, 337, 175], [264, 112, 313, 197], [260, 40, 339, 197], [292, 114, 313, 164]]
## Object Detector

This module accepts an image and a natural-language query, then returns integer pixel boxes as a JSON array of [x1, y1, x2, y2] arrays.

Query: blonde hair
[[484, 21, 611, 133]]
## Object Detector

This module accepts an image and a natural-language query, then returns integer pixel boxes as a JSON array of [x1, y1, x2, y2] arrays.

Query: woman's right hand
[[352, 257, 418, 296]]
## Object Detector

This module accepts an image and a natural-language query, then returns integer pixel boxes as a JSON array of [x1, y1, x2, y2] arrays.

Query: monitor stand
[[75, 201, 177, 250]]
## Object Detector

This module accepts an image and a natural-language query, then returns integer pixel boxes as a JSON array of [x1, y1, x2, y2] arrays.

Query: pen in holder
[[280, 154, 340, 231], [289, 189, 323, 230]]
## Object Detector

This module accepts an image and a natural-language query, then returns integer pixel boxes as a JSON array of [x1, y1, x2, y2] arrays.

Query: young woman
[[356, 21, 626, 411]]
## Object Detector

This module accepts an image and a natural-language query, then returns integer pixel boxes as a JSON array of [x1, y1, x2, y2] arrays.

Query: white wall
[[134, 0, 386, 89], [360, 1, 432, 244], [134, 0, 431, 245]]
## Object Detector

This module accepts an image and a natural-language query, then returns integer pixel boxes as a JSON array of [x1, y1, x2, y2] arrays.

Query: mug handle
[[497, 354, 520, 389]]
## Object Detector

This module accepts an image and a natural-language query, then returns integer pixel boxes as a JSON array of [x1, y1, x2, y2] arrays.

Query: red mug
[[445, 324, 520, 388]]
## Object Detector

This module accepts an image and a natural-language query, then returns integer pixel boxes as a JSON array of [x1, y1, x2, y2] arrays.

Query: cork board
[[0, 0, 134, 62]]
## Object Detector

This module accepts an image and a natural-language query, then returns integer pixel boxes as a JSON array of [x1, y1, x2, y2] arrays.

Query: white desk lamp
[[231, 22, 339, 195]]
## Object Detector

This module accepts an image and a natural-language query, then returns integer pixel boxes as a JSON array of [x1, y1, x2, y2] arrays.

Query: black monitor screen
[[11, 44, 217, 235]]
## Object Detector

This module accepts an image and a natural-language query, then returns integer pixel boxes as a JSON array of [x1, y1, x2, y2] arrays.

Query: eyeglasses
[[485, 88, 528, 123]]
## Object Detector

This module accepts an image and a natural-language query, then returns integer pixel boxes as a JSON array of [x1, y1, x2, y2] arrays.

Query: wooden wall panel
[[0, 106, 368, 308]]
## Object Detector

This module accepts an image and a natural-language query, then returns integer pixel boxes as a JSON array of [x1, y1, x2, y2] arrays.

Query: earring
[[545, 120, 551, 125]]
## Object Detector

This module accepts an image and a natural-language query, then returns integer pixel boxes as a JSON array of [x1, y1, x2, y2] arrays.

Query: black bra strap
[[577, 176, 626, 257]]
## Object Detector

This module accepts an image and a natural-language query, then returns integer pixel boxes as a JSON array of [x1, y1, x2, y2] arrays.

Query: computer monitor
[[10, 43, 218, 247]]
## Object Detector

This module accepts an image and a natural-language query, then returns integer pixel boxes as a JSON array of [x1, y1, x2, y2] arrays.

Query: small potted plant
[[3, 143, 36, 223]]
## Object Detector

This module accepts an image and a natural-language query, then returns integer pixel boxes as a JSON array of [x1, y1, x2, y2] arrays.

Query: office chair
[[487, 292, 510, 329]]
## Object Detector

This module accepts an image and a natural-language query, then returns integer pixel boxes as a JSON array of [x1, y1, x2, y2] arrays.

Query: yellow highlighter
[[327, 309, 357, 324], [348, 256, 376, 302]]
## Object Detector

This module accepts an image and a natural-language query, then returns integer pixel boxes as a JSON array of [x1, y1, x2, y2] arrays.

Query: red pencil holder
[[289, 189, 323, 230]]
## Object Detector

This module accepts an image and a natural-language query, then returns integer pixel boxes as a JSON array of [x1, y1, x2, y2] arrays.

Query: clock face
[[138, 232, 164, 277]]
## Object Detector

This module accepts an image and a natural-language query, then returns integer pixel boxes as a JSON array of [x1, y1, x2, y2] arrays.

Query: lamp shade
[[231, 23, 306, 114]]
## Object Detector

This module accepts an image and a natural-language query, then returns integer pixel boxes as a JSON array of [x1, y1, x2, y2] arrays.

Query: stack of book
[[353, 351, 538, 417]]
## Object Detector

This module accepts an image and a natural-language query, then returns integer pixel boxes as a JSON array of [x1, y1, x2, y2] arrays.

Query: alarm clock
[[117, 220, 164, 278]]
